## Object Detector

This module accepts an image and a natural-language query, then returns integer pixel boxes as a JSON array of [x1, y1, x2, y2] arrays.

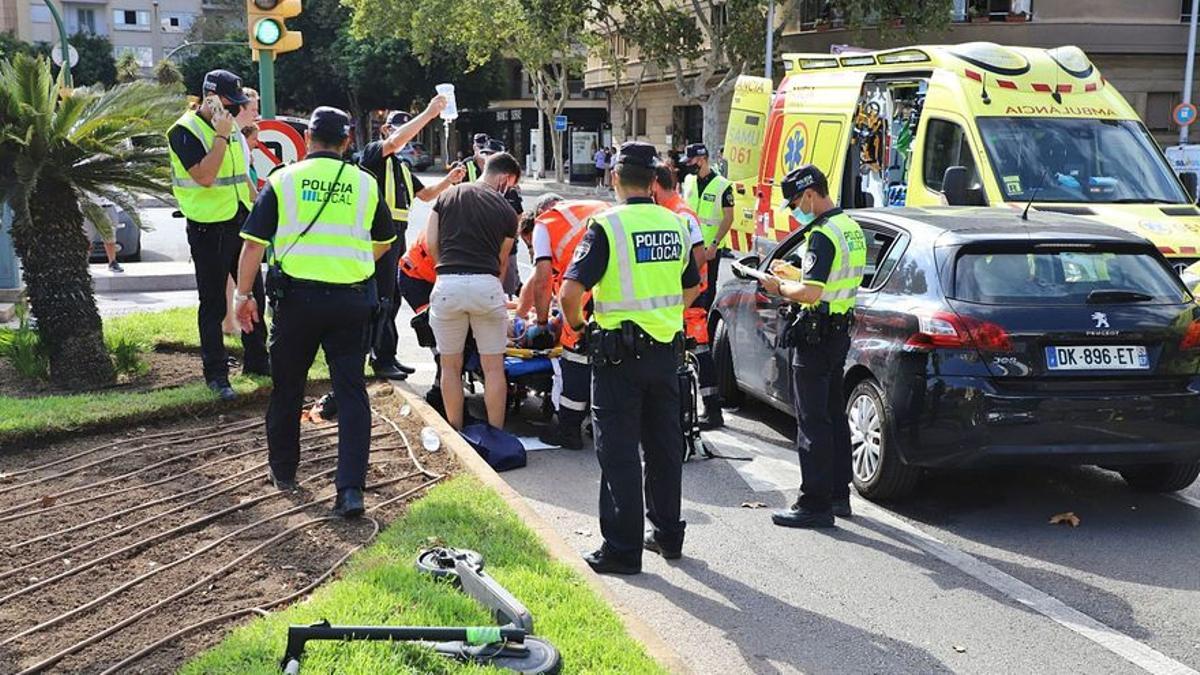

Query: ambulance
[[722, 42, 1200, 275]]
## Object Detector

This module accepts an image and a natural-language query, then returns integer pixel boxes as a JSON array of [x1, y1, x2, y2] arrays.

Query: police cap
[[684, 143, 709, 163], [473, 133, 490, 148], [614, 141, 659, 168], [309, 106, 352, 140], [781, 164, 828, 205], [480, 138, 506, 155], [385, 110, 412, 126], [202, 70, 249, 104]]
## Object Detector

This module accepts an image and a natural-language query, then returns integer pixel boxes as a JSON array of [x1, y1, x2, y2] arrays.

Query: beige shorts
[[430, 274, 508, 355]]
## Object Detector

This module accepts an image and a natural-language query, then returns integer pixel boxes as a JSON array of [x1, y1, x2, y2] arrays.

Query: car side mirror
[[942, 166, 971, 206], [732, 254, 761, 280], [1181, 172, 1198, 204]]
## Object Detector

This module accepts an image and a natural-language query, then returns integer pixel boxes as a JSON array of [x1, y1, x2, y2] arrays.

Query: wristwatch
[[215, 135, 230, 144]]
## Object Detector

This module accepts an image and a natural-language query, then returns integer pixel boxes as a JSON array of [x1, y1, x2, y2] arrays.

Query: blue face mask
[[791, 205, 815, 227]]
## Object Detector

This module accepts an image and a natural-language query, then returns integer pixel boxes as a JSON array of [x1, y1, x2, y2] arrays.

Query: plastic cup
[[435, 83, 458, 121], [421, 426, 441, 452]]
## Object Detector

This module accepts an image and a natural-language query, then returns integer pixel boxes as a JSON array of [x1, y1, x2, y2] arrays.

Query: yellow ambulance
[[722, 42, 1200, 274]]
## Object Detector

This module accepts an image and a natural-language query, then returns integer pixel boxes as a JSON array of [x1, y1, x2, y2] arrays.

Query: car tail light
[[906, 311, 1013, 352], [1181, 320, 1200, 351]]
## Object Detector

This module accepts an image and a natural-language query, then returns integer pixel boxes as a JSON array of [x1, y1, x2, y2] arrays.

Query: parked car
[[399, 142, 433, 171], [86, 200, 140, 262], [712, 207, 1200, 500]]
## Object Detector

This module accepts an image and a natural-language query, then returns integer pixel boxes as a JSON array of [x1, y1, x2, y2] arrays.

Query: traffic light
[[247, 0, 302, 55]]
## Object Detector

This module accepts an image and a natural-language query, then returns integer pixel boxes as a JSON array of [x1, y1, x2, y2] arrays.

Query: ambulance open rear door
[[722, 76, 772, 252]]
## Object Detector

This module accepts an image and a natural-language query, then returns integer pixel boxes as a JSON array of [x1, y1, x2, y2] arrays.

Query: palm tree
[[0, 54, 182, 389]]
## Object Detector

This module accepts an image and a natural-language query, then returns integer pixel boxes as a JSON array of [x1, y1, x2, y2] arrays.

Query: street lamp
[[41, 0, 71, 87]]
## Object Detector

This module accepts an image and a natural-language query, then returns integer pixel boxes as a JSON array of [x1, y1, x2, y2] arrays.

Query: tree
[[153, 59, 184, 90], [33, 33, 119, 87], [601, 0, 952, 146], [0, 32, 35, 63], [0, 55, 181, 389], [116, 51, 141, 83], [345, 0, 590, 181]]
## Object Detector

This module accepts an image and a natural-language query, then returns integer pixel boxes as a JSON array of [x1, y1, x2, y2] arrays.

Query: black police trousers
[[369, 233, 405, 370], [558, 350, 591, 431], [267, 284, 373, 490], [186, 218, 269, 382], [592, 340, 686, 560], [790, 329, 853, 512]]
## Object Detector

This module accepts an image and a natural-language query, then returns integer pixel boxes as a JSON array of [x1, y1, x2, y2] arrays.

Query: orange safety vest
[[658, 192, 707, 294], [399, 230, 436, 283], [537, 200, 608, 351]]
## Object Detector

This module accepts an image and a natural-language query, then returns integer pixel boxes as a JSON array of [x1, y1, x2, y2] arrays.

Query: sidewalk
[[90, 261, 196, 293]]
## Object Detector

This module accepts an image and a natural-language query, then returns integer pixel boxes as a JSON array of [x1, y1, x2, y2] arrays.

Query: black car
[[712, 207, 1200, 500]]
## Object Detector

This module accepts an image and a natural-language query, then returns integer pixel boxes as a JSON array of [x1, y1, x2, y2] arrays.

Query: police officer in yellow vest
[[358, 103, 465, 380], [561, 142, 703, 575], [464, 133, 489, 182], [681, 142, 734, 309], [760, 165, 866, 529], [234, 107, 397, 518], [168, 69, 269, 400]]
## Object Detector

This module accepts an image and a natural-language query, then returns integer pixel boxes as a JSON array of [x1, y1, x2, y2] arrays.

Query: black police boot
[[643, 532, 683, 560], [207, 379, 236, 402], [583, 547, 641, 575], [832, 496, 853, 518], [266, 467, 299, 492], [699, 397, 725, 430], [372, 362, 410, 381], [772, 502, 835, 529], [538, 422, 583, 450], [334, 487, 365, 518]]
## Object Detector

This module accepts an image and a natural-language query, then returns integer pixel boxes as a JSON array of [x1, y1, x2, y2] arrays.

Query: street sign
[[554, 115, 568, 132], [50, 43, 79, 68], [1174, 102, 1198, 127], [252, 119, 306, 186]]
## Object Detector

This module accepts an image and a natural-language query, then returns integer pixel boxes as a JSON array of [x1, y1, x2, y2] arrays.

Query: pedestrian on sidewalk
[[561, 142, 702, 575], [427, 152, 521, 430], [593, 145, 607, 193], [167, 69, 269, 401], [234, 106, 397, 518]]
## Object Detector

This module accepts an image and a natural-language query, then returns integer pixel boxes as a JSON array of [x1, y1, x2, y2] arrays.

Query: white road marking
[[708, 430, 1198, 675]]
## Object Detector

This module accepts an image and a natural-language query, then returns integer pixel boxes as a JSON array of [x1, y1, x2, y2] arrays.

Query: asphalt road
[[388, 181, 1200, 675]]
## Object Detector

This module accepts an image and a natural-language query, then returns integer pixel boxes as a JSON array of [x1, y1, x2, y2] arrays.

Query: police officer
[[358, 101, 464, 380], [561, 142, 703, 574], [464, 133, 490, 182], [234, 107, 397, 518], [680, 142, 734, 309], [760, 165, 866, 528], [167, 69, 270, 401]]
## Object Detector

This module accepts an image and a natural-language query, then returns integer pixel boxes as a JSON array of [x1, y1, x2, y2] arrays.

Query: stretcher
[[464, 345, 561, 419]]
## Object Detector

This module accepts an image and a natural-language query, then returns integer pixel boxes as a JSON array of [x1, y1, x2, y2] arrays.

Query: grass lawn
[[183, 475, 666, 675], [0, 307, 329, 442]]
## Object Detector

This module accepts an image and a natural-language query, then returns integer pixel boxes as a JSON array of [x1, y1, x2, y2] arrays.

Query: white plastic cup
[[420, 426, 441, 452], [435, 83, 458, 121]]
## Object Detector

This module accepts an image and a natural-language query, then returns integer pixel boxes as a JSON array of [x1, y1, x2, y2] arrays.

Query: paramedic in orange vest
[[652, 163, 723, 429], [397, 227, 444, 408], [517, 194, 610, 449]]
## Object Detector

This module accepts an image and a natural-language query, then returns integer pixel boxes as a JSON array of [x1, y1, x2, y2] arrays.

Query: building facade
[[585, 0, 1200, 150]]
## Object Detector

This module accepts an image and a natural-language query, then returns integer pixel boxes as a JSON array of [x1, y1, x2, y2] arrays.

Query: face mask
[[791, 196, 815, 227]]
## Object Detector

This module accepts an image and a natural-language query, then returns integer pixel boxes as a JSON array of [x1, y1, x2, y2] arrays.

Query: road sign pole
[[1183, 0, 1199, 144], [258, 50, 276, 120]]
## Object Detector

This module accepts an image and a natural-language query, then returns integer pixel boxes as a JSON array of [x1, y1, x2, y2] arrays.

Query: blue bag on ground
[[460, 423, 527, 471]]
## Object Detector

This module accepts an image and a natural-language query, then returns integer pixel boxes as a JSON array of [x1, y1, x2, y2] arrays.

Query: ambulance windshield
[[975, 118, 1188, 204]]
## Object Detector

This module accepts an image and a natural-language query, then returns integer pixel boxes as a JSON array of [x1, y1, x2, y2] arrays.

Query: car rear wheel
[[1118, 461, 1200, 492], [713, 317, 743, 408], [847, 379, 919, 500]]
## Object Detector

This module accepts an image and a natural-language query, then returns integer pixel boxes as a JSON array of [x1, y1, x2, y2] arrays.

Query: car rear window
[[953, 249, 1190, 305]]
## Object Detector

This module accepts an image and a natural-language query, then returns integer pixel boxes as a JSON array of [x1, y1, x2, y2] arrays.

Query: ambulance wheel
[[713, 317, 743, 407]]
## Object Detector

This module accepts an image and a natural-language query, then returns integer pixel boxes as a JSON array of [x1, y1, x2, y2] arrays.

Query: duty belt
[[589, 321, 683, 367]]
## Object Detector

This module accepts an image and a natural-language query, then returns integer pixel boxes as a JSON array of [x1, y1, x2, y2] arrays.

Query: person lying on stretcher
[[507, 312, 563, 350]]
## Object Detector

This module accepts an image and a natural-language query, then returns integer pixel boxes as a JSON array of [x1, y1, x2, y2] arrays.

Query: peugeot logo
[[1173, 261, 1192, 276], [1092, 312, 1110, 329]]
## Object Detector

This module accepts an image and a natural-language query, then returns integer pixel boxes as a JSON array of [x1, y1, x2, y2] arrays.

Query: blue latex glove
[[524, 323, 555, 350]]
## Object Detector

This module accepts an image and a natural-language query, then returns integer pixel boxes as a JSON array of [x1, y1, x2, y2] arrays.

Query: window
[[857, 222, 908, 290], [162, 12, 193, 32], [1184, 0, 1199, 22], [75, 8, 96, 34], [923, 119, 980, 192], [30, 4, 50, 23], [112, 9, 149, 28], [1146, 92, 1179, 132], [622, 107, 648, 136], [114, 45, 153, 67]]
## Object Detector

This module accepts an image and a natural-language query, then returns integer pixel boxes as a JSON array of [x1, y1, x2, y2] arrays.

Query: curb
[[90, 262, 197, 293], [391, 382, 692, 675]]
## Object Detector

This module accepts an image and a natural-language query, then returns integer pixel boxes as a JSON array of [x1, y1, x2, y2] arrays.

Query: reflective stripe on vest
[[384, 156, 415, 222], [466, 161, 479, 182], [592, 205, 689, 343], [810, 212, 866, 314], [271, 158, 379, 284], [682, 172, 732, 248], [168, 111, 252, 222]]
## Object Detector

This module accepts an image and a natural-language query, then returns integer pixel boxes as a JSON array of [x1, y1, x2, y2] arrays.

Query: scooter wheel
[[416, 547, 485, 580]]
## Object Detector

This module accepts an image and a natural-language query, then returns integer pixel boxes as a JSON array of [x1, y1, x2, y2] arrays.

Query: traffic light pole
[[258, 50, 276, 120]]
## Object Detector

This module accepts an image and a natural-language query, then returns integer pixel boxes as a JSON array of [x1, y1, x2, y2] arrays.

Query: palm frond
[[79, 199, 114, 240]]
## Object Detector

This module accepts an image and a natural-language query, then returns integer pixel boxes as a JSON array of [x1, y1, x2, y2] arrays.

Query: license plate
[[1045, 345, 1149, 371]]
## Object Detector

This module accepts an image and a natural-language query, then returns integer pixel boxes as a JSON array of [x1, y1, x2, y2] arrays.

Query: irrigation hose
[[371, 405, 444, 480]]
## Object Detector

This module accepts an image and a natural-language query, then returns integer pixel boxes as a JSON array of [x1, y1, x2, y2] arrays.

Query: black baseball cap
[[480, 139, 506, 155], [473, 133, 490, 148], [385, 110, 412, 126], [781, 165, 827, 205], [309, 106, 352, 140], [614, 141, 659, 168], [202, 70, 249, 104], [684, 143, 709, 163]]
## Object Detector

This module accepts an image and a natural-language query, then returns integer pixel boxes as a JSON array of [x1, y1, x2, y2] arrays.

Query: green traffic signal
[[254, 18, 282, 46]]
